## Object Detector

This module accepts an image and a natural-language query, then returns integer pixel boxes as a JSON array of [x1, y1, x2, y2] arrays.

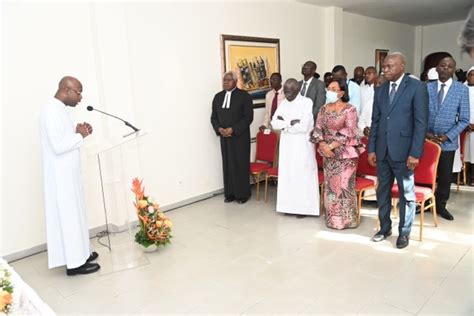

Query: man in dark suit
[[368, 52, 429, 249], [299, 61, 326, 118], [426, 57, 470, 220], [211, 71, 254, 204]]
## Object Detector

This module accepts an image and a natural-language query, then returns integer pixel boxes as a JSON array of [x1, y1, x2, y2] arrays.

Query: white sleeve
[[270, 106, 290, 130], [286, 104, 314, 134], [42, 109, 83, 155]]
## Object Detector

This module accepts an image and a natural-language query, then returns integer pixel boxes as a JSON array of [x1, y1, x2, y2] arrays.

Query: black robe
[[211, 88, 254, 199]]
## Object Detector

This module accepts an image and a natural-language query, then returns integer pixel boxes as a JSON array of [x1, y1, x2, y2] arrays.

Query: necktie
[[300, 82, 307, 96], [389, 82, 397, 104], [438, 83, 446, 108], [270, 92, 279, 118]]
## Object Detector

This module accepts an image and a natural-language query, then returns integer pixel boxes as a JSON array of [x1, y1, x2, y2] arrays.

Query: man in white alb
[[271, 79, 319, 217], [40, 76, 100, 276]]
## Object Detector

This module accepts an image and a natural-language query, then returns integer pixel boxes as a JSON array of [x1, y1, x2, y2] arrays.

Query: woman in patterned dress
[[311, 78, 364, 229]]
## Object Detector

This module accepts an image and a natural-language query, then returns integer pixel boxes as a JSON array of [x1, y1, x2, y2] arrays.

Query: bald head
[[283, 78, 300, 101], [55, 76, 83, 107], [383, 52, 406, 82]]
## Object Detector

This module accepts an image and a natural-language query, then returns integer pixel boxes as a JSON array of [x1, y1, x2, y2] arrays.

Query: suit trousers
[[435, 150, 455, 214], [376, 155, 416, 236]]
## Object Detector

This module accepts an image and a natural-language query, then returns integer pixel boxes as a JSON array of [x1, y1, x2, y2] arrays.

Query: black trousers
[[435, 151, 455, 213]]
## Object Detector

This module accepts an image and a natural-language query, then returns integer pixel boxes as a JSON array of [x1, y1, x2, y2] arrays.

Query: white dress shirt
[[437, 78, 453, 104], [300, 77, 313, 97], [359, 82, 375, 129]]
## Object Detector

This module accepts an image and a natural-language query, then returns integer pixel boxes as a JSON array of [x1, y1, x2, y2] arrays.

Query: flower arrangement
[[132, 178, 172, 248], [0, 263, 13, 314]]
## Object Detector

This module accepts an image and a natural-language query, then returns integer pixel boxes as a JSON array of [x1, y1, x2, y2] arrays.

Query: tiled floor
[[10, 185, 474, 315]]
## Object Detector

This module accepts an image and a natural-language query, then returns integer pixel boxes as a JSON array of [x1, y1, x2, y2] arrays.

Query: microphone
[[87, 106, 140, 132]]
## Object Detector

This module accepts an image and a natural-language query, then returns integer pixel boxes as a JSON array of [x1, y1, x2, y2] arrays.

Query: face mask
[[326, 90, 340, 103]]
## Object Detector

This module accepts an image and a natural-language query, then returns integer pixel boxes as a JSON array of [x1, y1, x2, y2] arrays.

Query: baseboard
[[3, 188, 224, 263]]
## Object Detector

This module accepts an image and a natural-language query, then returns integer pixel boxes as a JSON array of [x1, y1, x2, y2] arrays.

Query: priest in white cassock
[[40, 76, 100, 276], [271, 78, 320, 217], [464, 66, 474, 185]]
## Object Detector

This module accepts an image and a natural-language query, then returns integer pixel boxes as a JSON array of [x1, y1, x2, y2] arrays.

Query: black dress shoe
[[371, 230, 392, 242], [224, 196, 235, 203], [396, 235, 410, 249], [237, 197, 249, 204], [86, 251, 99, 263], [66, 262, 101, 276], [438, 209, 454, 221]]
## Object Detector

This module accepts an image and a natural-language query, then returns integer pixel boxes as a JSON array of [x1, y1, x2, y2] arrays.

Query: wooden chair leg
[[264, 176, 268, 202], [255, 174, 260, 201], [457, 172, 460, 192], [432, 198, 438, 227], [357, 190, 362, 225], [420, 203, 425, 242]]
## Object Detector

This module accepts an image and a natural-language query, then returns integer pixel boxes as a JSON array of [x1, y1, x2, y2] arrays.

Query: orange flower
[[0, 291, 12, 310], [164, 220, 173, 228], [137, 200, 148, 209], [131, 178, 145, 200], [158, 212, 166, 220]]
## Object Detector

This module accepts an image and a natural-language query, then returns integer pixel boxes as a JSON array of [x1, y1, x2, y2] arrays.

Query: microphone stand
[[92, 108, 140, 135]]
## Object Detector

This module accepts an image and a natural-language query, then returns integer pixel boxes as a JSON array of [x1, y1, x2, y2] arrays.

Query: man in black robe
[[211, 71, 254, 204]]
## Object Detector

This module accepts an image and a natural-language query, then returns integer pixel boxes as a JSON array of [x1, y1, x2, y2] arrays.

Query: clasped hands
[[319, 141, 336, 158], [76, 122, 93, 138], [218, 127, 233, 137], [426, 133, 448, 145]]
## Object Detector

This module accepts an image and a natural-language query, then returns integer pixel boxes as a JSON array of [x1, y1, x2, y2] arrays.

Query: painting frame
[[221, 34, 280, 108], [375, 49, 389, 75]]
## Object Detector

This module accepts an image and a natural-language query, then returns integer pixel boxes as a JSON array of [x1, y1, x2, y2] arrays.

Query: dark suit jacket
[[299, 78, 326, 117], [368, 75, 429, 162]]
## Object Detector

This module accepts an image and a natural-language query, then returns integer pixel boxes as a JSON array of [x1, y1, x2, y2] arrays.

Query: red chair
[[457, 130, 468, 191], [355, 136, 377, 224], [264, 167, 278, 202], [391, 140, 441, 241], [315, 144, 325, 213], [250, 131, 278, 200]]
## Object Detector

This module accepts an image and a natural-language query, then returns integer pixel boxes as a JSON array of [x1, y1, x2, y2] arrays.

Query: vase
[[141, 244, 158, 253]]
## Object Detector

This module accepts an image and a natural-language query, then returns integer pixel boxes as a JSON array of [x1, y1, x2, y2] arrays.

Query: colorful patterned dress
[[313, 104, 363, 229]]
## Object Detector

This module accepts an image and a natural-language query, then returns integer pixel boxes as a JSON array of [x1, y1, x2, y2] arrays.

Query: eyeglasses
[[68, 87, 82, 96]]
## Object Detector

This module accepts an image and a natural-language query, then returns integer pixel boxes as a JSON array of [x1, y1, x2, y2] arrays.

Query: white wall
[[418, 20, 472, 74], [1, 2, 325, 257], [342, 12, 416, 75]]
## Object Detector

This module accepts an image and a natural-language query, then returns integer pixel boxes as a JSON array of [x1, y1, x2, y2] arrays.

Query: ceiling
[[299, 0, 473, 26]]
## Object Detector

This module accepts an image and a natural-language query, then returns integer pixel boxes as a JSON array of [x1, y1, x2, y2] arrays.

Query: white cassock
[[271, 95, 319, 215], [40, 98, 90, 269], [464, 81, 474, 163]]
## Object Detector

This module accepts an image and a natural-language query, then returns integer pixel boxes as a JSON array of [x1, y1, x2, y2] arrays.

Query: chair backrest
[[315, 143, 324, 169], [357, 136, 377, 176], [460, 130, 467, 158], [414, 140, 441, 188], [255, 131, 278, 164]]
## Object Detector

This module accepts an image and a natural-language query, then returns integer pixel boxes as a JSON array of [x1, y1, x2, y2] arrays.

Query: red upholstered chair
[[315, 144, 325, 213], [264, 167, 279, 202], [355, 136, 377, 224], [250, 131, 278, 200], [391, 140, 441, 241]]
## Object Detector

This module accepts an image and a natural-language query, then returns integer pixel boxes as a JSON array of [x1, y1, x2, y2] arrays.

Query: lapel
[[387, 75, 409, 114], [427, 82, 438, 113]]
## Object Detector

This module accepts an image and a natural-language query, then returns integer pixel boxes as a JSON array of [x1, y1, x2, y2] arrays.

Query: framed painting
[[375, 49, 389, 75], [221, 34, 280, 108]]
